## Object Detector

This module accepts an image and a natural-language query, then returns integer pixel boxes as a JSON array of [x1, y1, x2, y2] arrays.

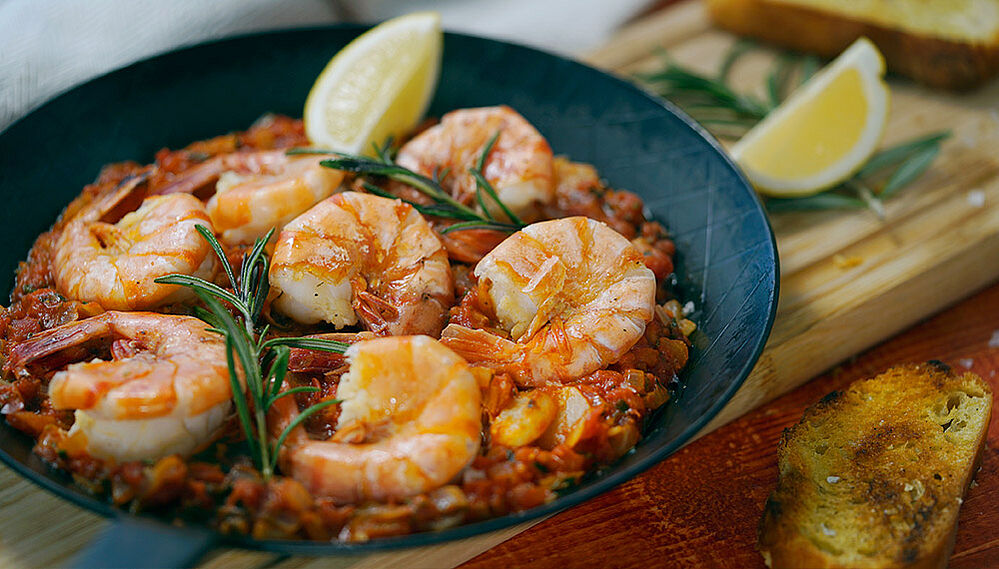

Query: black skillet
[[0, 25, 778, 568]]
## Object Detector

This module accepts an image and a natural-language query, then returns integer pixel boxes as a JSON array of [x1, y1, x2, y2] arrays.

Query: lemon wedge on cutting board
[[304, 12, 442, 155], [730, 38, 889, 197]]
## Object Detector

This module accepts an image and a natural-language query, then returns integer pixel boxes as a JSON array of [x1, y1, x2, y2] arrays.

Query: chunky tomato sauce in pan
[[0, 111, 693, 542]]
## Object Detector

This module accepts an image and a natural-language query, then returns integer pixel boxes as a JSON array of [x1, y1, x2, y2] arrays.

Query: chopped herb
[[554, 476, 580, 496]]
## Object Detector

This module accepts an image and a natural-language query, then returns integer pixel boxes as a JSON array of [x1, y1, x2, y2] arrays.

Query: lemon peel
[[730, 38, 890, 197], [304, 12, 442, 156]]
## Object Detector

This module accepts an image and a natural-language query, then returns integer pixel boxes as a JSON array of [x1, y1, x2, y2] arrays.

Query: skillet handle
[[71, 516, 217, 569]]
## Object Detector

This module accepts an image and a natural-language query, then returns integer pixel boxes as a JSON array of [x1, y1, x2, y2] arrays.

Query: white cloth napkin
[[341, 0, 651, 55], [0, 0, 650, 131]]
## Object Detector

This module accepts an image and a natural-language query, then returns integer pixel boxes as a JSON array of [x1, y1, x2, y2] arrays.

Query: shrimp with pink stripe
[[442, 216, 656, 386], [269, 335, 481, 504], [159, 150, 344, 246], [268, 191, 454, 337], [53, 175, 216, 311], [5, 312, 233, 462], [396, 105, 555, 222]]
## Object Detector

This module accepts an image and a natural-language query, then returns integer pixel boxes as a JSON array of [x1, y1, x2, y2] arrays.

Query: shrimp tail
[[441, 324, 511, 362], [87, 172, 151, 224], [352, 288, 399, 336], [437, 228, 509, 264], [5, 315, 109, 376], [155, 159, 225, 196], [440, 324, 547, 386]]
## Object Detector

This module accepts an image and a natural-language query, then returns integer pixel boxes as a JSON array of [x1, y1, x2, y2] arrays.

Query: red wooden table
[[462, 282, 999, 568]]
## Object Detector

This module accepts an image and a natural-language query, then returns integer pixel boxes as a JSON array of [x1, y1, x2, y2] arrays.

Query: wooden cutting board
[[588, 0, 999, 434], [6, 2, 999, 567]]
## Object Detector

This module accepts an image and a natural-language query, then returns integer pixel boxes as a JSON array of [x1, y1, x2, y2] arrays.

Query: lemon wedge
[[304, 12, 442, 155], [730, 38, 889, 197]]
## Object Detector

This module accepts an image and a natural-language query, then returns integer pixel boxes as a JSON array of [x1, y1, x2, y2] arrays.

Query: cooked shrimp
[[268, 192, 454, 336], [269, 335, 481, 504], [53, 190, 215, 311], [396, 106, 555, 222], [441, 216, 656, 386], [160, 150, 344, 245], [5, 312, 232, 462]]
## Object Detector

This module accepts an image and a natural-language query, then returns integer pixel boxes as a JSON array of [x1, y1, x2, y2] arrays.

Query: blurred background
[[0, 0, 654, 130]]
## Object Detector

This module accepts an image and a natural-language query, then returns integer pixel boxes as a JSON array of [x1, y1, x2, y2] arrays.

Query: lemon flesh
[[304, 12, 442, 156], [730, 38, 889, 197]]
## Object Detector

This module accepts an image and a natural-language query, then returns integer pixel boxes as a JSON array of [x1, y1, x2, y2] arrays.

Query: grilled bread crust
[[706, 0, 999, 90], [759, 362, 993, 568]]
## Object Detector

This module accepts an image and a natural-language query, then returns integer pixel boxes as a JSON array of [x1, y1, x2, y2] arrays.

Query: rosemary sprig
[[156, 227, 348, 480], [289, 135, 525, 234], [766, 53, 798, 109], [636, 41, 950, 215], [472, 132, 524, 226], [717, 38, 754, 84], [763, 131, 950, 216]]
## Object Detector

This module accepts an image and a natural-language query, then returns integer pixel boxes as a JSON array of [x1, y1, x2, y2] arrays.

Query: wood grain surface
[[585, 0, 999, 434], [462, 280, 999, 569]]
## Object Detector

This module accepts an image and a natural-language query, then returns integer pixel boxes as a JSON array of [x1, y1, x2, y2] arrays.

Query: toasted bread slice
[[759, 362, 993, 568], [706, 0, 999, 90]]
